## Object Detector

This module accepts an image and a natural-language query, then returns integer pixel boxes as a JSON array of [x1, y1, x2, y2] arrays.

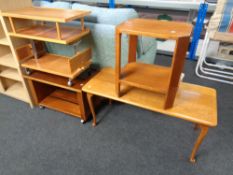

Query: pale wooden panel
[[0, 0, 32, 11]]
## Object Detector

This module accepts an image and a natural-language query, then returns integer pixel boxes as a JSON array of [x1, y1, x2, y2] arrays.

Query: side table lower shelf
[[24, 71, 97, 122]]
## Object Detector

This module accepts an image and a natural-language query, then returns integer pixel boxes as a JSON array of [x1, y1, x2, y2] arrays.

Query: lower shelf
[[0, 81, 29, 102], [39, 89, 81, 118], [121, 62, 171, 94]]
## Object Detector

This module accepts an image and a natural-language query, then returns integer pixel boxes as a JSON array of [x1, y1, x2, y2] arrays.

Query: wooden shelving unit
[[1, 5, 93, 121], [1, 7, 91, 44], [0, 0, 33, 106], [115, 19, 193, 109], [2, 7, 92, 85]]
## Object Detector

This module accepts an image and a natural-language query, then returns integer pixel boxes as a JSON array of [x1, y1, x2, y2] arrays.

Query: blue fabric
[[72, 3, 138, 25], [33, 1, 157, 68], [219, 0, 233, 32], [33, 1, 71, 9]]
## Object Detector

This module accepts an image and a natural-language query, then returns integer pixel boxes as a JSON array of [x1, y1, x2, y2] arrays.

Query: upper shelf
[[1, 7, 91, 23], [1, 7, 91, 44], [117, 18, 193, 40], [9, 25, 90, 44]]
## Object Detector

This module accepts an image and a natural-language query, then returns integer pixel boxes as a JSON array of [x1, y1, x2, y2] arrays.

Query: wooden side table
[[115, 19, 193, 109]]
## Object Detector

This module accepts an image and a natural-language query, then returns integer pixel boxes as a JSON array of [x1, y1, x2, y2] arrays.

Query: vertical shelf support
[[115, 31, 122, 97], [128, 35, 138, 63], [81, 18, 85, 31], [8, 17, 16, 33], [56, 22, 62, 40], [164, 37, 190, 109]]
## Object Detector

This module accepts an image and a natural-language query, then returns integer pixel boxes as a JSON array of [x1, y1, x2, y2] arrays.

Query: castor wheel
[[25, 68, 31, 75], [67, 79, 73, 87], [39, 106, 45, 109], [81, 119, 85, 124]]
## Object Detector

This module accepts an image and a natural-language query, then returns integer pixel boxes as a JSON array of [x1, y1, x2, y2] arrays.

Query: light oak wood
[[0, 0, 34, 107], [83, 68, 218, 162], [1, 7, 91, 23], [1, 81, 29, 102], [0, 51, 17, 68], [115, 19, 192, 108], [0, 67, 20, 81], [213, 32, 233, 43], [0, 37, 10, 45]]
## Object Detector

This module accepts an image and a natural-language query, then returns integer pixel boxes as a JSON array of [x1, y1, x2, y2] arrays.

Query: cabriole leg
[[87, 93, 97, 127], [190, 125, 209, 163]]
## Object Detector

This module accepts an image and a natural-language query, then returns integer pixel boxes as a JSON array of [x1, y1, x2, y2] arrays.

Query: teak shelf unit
[[1, 7, 91, 44], [24, 71, 96, 123], [2, 7, 92, 86], [0, 0, 33, 106], [1, 6, 93, 120], [115, 19, 193, 109]]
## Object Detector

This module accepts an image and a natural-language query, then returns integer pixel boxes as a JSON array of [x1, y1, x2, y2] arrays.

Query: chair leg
[[87, 93, 97, 127], [190, 125, 209, 163]]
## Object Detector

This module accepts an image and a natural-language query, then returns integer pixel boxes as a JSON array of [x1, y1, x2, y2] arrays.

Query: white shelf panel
[[3, 82, 28, 102], [0, 68, 21, 81], [0, 53, 17, 68], [0, 37, 10, 46]]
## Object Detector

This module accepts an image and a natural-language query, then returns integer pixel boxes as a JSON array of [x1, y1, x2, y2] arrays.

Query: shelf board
[[0, 53, 17, 68], [2, 7, 91, 23], [9, 25, 90, 44], [50, 89, 79, 104], [23, 71, 96, 92], [40, 94, 81, 118], [120, 62, 171, 94], [3, 82, 28, 102], [0, 68, 21, 81], [0, 37, 10, 46], [21, 53, 91, 79]]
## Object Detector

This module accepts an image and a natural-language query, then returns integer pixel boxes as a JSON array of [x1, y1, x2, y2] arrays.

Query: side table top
[[1, 7, 91, 23], [117, 18, 193, 40]]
